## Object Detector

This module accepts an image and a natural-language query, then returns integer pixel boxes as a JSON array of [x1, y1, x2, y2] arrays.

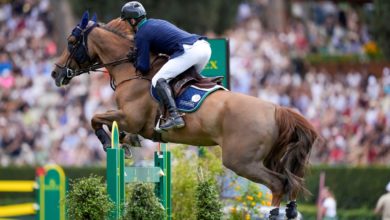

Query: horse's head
[[51, 11, 99, 87]]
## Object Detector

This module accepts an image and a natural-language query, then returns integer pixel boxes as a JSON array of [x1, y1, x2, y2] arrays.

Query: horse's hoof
[[119, 131, 126, 139], [129, 134, 142, 148], [103, 144, 111, 152], [122, 144, 133, 159], [286, 201, 298, 219], [269, 207, 279, 219]]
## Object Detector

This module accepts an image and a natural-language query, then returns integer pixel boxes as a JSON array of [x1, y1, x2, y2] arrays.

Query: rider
[[120, 1, 212, 131]]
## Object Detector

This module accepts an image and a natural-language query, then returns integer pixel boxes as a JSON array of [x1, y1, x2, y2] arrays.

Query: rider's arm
[[135, 36, 150, 74]]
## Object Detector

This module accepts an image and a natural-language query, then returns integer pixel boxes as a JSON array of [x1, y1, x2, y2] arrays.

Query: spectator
[[320, 187, 337, 220], [375, 182, 390, 220]]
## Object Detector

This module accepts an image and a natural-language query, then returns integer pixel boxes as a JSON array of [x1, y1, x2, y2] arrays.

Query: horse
[[51, 12, 319, 218]]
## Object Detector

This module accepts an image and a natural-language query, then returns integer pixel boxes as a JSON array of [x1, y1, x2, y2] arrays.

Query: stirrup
[[154, 116, 164, 133], [155, 116, 184, 132], [160, 116, 184, 129], [154, 113, 185, 132]]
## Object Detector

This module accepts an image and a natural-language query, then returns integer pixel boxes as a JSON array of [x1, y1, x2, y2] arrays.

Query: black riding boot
[[155, 78, 185, 130]]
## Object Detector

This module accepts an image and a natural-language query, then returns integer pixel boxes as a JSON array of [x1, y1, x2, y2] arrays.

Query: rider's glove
[[127, 50, 137, 63]]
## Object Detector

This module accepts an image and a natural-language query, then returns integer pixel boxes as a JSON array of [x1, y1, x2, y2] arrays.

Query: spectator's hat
[[386, 182, 390, 192]]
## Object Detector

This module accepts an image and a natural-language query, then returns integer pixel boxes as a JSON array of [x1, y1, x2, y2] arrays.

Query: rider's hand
[[127, 50, 137, 63]]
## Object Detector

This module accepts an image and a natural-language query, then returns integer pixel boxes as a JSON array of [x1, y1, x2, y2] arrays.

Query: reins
[[71, 57, 130, 77], [58, 20, 170, 91], [109, 54, 167, 91], [111, 74, 151, 91]]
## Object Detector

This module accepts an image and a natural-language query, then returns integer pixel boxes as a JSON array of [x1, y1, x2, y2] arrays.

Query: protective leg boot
[[286, 201, 298, 219], [155, 79, 185, 130]]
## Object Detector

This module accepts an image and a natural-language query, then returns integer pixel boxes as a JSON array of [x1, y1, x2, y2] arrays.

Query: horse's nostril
[[51, 71, 57, 78]]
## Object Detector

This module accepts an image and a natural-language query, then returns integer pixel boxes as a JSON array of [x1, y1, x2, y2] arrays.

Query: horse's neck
[[90, 29, 125, 60], [89, 28, 136, 83]]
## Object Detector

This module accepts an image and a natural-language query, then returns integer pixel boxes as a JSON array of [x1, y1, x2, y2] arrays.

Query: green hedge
[[304, 166, 390, 210], [1, 166, 390, 210], [299, 205, 379, 220]]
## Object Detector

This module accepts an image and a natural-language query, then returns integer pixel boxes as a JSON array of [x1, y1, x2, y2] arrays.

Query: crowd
[[0, 0, 111, 166], [1, 0, 389, 166], [231, 1, 390, 165]]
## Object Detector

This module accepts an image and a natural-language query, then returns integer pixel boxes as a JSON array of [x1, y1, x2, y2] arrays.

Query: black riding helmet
[[121, 1, 146, 20]]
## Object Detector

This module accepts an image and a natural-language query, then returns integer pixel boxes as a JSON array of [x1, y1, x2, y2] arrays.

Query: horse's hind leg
[[285, 178, 300, 219], [222, 154, 286, 207]]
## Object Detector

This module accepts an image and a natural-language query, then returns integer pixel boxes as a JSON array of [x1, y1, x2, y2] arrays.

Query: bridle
[[54, 21, 150, 90]]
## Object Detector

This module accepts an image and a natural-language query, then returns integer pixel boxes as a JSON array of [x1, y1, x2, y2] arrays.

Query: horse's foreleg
[[91, 110, 129, 151], [120, 132, 142, 147]]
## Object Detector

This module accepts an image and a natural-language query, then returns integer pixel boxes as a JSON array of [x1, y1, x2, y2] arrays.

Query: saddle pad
[[151, 84, 227, 113]]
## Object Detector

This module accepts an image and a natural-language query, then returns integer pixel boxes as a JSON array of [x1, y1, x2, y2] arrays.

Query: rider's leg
[[152, 39, 211, 130], [193, 40, 212, 73], [151, 40, 212, 86], [155, 78, 185, 130]]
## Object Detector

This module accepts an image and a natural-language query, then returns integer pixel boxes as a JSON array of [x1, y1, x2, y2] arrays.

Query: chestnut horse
[[51, 13, 319, 218]]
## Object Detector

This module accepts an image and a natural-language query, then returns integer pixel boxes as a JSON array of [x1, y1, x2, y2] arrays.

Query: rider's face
[[127, 19, 138, 32], [129, 19, 137, 26]]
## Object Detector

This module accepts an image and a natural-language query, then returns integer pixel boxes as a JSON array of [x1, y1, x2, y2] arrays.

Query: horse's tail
[[264, 106, 320, 197]]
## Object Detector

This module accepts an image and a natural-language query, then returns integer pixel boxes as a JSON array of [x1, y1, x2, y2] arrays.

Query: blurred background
[[1, 0, 390, 219]]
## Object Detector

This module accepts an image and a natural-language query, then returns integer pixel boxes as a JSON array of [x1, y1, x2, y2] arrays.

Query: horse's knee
[[91, 115, 102, 130]]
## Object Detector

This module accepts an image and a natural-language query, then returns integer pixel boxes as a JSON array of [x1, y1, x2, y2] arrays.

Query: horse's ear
[[80, 11, 89, 29], [91, 13, 97, 23]]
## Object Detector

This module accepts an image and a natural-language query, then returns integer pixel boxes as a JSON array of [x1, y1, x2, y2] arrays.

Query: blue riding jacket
[[134, 18, 204, 73]]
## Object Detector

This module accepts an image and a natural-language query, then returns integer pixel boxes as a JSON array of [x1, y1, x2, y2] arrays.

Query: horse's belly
[[162, 130, 218, 146]]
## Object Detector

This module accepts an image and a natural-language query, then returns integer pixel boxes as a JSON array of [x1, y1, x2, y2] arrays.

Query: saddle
[[150, 56, 225, 141], [169, 66, 223, 97], [151, 66, 225, 142]]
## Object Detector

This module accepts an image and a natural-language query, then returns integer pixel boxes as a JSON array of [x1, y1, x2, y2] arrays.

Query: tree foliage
[[69, 0, 243, 34]]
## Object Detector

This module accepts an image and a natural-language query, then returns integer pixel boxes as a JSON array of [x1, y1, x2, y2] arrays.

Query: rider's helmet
[[121, 1, 146, 20]]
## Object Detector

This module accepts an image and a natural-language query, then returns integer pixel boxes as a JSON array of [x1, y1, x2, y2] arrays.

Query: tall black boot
[[155, 78, 185, 130]]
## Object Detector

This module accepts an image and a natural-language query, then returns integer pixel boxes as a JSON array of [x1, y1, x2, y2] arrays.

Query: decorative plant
[[228, 180, 273, 220], [65, 175, 114, 220], [172, 145, 224, 220], [124, 182, 166, 220], [196, 169, 223, 220]]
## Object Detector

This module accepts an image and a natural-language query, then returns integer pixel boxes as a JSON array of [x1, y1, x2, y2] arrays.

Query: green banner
[[201, 38, 230, 89]]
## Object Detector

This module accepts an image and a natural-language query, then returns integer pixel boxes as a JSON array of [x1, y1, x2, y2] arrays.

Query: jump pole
[[0, 165, 67, 220], [106, 121, 171, 220]]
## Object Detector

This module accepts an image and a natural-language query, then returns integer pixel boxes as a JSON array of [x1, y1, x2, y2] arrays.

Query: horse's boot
[[269, 207, 279, 220], [155, 78, 185, 130], [95, 128, 111, 151], [286, 201, 298, 219]]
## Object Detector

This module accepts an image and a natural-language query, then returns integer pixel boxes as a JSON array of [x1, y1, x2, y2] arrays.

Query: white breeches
[[151, 39, 211, 87]]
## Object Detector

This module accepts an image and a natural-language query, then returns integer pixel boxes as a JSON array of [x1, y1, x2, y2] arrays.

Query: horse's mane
[[101, 18, 134, 42]]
